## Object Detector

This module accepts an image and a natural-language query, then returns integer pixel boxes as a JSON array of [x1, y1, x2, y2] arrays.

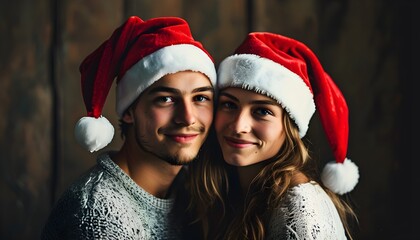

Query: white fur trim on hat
[[74, 116, 115, 152], [116, 44, 217, 117], [321, 158, 359, 195], [217, 54, 315, 137]]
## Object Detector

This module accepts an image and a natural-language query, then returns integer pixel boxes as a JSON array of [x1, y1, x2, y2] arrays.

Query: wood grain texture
[[0, 1, 52, 239], [0, 0, 413, 239]]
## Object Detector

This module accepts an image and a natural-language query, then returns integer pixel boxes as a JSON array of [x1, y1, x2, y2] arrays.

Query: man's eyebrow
[[147, 86, 180, 94], [147, 86, 214, 95], [192, 86, 214, 93]]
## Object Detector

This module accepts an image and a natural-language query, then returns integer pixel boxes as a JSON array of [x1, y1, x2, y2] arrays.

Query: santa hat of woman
[[217, 32, 358, 195], [74, 16, 216, 153]]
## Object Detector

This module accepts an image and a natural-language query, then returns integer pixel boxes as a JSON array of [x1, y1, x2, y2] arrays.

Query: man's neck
[[112, 142, 182, 199]]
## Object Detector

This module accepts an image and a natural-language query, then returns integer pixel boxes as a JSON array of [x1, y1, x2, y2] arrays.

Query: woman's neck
[[235, 161, 269, 196]]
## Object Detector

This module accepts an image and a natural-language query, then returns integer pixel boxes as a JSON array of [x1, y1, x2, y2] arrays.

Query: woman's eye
[[254, 108, 273, 116], [219, 101, 236, 110]]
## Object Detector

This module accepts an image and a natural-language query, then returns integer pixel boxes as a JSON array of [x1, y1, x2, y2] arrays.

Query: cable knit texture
[[267, 181, 346, 240], [41, 153, 181, 240]]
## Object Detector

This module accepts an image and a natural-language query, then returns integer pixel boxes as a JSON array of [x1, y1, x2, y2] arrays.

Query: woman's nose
[[229, 111, 251, 134]]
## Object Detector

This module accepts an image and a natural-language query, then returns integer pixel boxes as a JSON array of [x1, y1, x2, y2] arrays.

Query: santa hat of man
[[74, 16, 216, 153], [217, 32, 358, 195]]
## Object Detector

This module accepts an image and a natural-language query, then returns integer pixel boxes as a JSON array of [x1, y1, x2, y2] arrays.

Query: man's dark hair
[[119, 119, 130, 139]]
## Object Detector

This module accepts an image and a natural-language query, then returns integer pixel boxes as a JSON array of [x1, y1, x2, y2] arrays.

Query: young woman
[[186, 32, 359, 240]]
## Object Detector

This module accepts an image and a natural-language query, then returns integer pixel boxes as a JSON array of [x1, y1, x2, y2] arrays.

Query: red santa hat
[[217, 32, 358, 195], [74, 16, 216, 153]]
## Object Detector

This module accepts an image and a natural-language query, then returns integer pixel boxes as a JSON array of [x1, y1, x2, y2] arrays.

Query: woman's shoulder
[[288, 181, 324, 197], [284, 181, 334, 214], [267, 181, 347, 239]]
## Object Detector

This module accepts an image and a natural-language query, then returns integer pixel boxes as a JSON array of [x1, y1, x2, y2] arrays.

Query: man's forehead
[[145, 72, 213, 94]]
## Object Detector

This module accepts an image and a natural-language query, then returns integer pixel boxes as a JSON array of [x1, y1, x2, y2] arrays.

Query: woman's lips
[[224, 136, 256, 148]]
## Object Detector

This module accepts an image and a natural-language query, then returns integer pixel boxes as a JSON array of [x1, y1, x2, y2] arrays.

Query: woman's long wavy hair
[[186, 108, 357, 240]]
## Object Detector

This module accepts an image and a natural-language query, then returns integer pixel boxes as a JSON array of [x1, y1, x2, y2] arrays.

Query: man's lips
[[224, 136, 256, 148], [166, 134, 199, 143]]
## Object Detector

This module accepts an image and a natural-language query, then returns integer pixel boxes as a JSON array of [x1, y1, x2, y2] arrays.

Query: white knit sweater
[[41, 153, 182, 240], [267, 181, 347, 240]]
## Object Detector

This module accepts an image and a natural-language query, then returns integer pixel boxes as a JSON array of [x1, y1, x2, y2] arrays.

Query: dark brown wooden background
[[0, 0, 415, 239]]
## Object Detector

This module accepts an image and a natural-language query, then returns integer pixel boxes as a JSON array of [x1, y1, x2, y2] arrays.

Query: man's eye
[[156, 96, 174, 103], [194, 95, 210, 102]]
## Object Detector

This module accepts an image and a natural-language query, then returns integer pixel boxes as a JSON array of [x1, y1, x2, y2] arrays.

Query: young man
[[41, 16, 216, 239]]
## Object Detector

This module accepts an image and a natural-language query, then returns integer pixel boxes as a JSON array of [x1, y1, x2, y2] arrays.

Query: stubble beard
[[134, 131, 199, 166]]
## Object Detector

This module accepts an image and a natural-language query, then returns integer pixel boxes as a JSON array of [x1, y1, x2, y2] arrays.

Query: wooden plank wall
[[0, 0, 413, 239]]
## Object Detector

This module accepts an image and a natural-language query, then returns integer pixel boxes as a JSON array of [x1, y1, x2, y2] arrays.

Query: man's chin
[[162, 151, 199, 166]]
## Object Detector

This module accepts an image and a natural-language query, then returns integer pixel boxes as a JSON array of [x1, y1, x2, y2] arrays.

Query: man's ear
[[122, 108, 134, 124]]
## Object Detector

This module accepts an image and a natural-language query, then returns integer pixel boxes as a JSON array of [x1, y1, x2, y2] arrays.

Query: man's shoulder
[[60, 162, 126, 207], [41, 163, 146, 240]]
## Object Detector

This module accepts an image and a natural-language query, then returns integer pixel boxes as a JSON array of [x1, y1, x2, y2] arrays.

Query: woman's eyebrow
[[219, 92, 238, 101], [250, 100, 278, 106], [219, 92, 277, 105]]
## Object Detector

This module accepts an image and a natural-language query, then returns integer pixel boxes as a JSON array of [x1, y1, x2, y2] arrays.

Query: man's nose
[[174, 100, 196, 126]]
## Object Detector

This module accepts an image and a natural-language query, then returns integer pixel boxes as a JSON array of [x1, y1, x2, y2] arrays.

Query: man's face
[[124, 71, 214, 165]]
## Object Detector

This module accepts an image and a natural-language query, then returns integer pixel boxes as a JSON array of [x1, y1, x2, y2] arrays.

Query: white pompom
[[321, 158, 359, 195], [74, 116, 115, 152]]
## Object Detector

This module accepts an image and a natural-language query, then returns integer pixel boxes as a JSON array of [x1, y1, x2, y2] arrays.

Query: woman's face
[[215, 87, 286, 166]]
